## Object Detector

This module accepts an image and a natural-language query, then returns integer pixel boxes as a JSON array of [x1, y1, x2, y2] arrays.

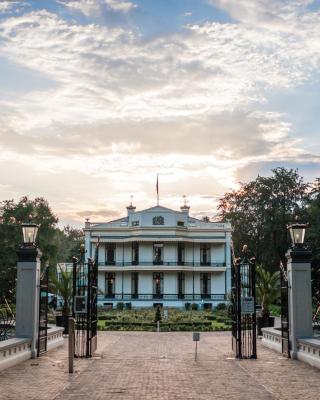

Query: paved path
[[1, 332, 320, 400]]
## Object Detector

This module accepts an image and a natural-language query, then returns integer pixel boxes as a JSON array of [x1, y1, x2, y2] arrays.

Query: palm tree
[[256, 265, 280, 319], [49, 264, 73, 319]]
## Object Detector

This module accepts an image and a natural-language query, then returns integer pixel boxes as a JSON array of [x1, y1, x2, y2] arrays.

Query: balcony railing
[[98, 293, 226, 301], [99, 261, 226, 267]]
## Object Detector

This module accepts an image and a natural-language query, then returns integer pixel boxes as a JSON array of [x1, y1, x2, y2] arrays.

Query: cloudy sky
[[0, 0, 319, 227]]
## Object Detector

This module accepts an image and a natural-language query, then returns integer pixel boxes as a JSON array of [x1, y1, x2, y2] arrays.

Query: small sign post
[[241, 296, 254, 314], [193, 332, 200, 361], [74, 295, 87, 314]]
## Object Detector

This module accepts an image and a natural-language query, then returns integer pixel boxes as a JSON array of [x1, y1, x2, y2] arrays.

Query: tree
[[0, 196, 84, 303], [154, 306, 162, 323], [0, 197, 58, 302], [307, 178, 320, 307], [218, 167, 309, 271], [49, 264, 73, 318], [256, 265, 280, 319]]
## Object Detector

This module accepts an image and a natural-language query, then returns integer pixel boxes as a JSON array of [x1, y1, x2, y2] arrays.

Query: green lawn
[[97, 307, 231, 332]]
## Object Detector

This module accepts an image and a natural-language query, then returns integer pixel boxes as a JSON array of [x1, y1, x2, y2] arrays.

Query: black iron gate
[[280, 261, 290, 358], [37, 266, 49, 357], [231, 248, 257, 359], [72, 244, 99, 358]]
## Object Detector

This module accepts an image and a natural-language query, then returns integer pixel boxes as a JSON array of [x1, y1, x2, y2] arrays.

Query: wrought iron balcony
[[98, 293, 226, 301], [99, 261, 226, 267]]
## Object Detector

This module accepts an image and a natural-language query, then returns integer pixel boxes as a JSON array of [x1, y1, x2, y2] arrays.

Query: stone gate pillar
[[16, 247, 42, 358], [287, 247, 313, 359]]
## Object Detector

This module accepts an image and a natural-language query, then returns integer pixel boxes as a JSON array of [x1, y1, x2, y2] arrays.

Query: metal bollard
[[68, 317, 75, 373]]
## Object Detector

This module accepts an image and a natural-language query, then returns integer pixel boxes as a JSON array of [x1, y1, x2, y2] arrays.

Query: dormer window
[[132, 220, 139, 227], [152, 216, 164, 225], [177, 221, 184, 227]]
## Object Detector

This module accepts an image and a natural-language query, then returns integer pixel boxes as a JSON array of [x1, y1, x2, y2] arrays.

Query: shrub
[[116, 302, 124, 311], [154, 306, 162, 323], [185, 302, 191, 311], [191, 303, 198, 310], [215, 302, 227, 311]]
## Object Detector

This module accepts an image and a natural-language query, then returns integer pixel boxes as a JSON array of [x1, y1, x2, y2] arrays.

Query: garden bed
[[98, 307, 231, 332]]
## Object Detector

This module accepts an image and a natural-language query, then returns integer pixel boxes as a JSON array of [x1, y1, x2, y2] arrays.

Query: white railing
[[0, 325, 64, 372]]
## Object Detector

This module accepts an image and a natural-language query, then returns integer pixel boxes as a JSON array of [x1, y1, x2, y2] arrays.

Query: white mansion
[[84, 203, 232, 308]]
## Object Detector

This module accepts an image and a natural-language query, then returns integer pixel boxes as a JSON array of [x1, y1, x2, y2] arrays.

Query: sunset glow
[[0, 0, 319, 226]]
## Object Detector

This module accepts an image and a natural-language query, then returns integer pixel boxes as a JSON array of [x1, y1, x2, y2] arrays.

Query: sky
[[0, 0, 319, 227]]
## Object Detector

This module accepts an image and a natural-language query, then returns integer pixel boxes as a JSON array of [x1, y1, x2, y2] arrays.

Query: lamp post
[[286, 221, 313, 359], [16, 221, 42, 358]]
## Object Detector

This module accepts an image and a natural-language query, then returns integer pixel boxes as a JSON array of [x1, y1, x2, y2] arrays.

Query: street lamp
[[21, 223, 39, 247], [287, 223, 308, 248]]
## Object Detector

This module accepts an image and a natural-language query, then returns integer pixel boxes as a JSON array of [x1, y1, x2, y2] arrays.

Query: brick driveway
[[1, 332, 320, 400]]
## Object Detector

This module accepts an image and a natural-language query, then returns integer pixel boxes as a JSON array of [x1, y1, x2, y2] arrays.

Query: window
[[105, 272, 115, 298], [105, 244, 115, 265], [153, 272, 163, 299], [132, 220, 139, 227], [131, 272, 139, 299], [200, 244, 210, 266], [177, 221, 185, 227], [200, 273, 211, 299], [152, 216, 164, 225], [132, 242, 139, 265], [177, 272, 185, 299], [153, 243, 163, 265], [177, 243, 185, 265]]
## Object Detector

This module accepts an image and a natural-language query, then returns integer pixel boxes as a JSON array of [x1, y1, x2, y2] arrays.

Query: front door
[[106, 272, 115, 298], [153, 272, 163, 299], [200, 273, 211, 299]]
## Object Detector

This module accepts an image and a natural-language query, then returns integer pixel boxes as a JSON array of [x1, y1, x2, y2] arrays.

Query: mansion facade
[[84, 203, 232, 308]]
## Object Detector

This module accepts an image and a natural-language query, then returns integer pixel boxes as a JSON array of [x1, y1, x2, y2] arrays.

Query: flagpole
[[156, 174, 159, 206]]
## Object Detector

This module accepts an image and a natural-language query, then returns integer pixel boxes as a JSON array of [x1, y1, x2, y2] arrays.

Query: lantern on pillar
[[287, 223, 308, 248], [21, 223, 39, 247]]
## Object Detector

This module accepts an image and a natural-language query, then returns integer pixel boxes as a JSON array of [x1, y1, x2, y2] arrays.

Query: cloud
[[57, 0, 136, 16], [0, 6, 320, 224], [207, 0, 314, 27], [0, 1, 29, 13], [1, 8, 320, 129]]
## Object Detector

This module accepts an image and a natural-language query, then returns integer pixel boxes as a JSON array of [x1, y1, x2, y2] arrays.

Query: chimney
[[180, 205, 190, 216], [127, 204, 136, 216], [85, 218, 90, 228]]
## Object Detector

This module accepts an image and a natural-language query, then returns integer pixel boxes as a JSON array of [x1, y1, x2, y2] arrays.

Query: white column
[[16, 248, 41, 358], [287, 248, 313, 359]]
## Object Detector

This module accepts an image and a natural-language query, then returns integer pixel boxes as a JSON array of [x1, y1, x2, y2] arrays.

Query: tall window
[[177, 243, 185, 265], [153, 243, 163, 265], [177, 272, 185, 299], [131, 272, 139, 299], [105, 272, 115, 298], [200, 244, 210, 266], [153, 272, 163, 299], [132, 242, 139, 265], [200, 273, 211, 299], [106, 244, 115, 265]]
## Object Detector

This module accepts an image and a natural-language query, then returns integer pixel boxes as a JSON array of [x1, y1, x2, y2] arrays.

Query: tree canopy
[[218, 167, 312, 270], [0, 196, 83, 302]]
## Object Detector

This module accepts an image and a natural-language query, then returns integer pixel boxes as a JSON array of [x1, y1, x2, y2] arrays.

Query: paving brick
[[0, 332, 319, 400]]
